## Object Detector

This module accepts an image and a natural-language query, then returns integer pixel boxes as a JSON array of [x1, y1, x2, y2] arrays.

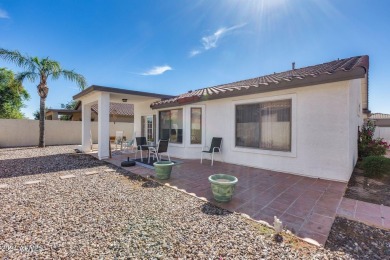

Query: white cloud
[[141, 65, 172, 76], [189, 23, 247, 57], [0, 8, 9, 19], [189, 49, 201, 57]]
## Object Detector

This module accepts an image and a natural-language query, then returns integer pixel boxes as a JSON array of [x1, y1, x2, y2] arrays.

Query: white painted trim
[[186, 105, 206, 147], [231, 93, 297, 158], [156, 106, 185, 147]]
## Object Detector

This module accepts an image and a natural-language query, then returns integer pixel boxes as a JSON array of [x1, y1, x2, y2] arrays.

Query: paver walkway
[[337, 197, 390, 230], [100, 152, 347, 245]]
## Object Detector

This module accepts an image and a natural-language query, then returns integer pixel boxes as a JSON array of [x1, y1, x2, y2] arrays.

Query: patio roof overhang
[[73, 85, 174, 104], [74, 85, 174, 160]]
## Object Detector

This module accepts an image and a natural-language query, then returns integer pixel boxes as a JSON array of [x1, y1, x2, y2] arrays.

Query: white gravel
[[0, 146, 354, 259]]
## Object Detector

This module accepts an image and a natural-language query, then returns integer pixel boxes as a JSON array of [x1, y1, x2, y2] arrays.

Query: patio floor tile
[[235, 200, 267, 216], [355, 211, 383, 227], [301, 220, 333, 236], [356, 200, 382, 216], [267, 200, 291, 212], [298, 230, 328, 246], [381, 205, 390, 217], [280, 213, 305, 233], [307, 212, 334, 227], [100, 153, 347, 245]]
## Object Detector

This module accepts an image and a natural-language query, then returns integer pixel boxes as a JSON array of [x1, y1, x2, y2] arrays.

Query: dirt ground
[[344, 150, 390, 207]]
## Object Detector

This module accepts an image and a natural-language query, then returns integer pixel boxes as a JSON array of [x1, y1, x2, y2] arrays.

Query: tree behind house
[[0, 48, 86, 147], [0, 68, 30, 119]]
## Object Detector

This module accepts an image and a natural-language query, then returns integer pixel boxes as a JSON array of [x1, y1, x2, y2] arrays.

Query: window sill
[[232, 146, 296, 158]]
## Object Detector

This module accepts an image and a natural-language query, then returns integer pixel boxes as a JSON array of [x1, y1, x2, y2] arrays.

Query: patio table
[[141, 145, 158, 164]]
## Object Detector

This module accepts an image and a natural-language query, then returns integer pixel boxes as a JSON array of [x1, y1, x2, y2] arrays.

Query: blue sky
[[0, 0, 389, 118]]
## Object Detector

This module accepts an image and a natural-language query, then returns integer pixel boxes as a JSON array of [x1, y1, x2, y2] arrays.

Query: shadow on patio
[[92, 151, 347, 246]]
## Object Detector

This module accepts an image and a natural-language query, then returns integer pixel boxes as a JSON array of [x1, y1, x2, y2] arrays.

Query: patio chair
[[201, 137, 222, 166], [148, 139, 170, 163], [114, 131, 124, 150], [135, 137, 148, 162]]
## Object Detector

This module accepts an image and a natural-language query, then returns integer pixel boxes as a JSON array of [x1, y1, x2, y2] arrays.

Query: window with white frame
[[235, 99, 291, 151], [190, 107, 202, 144], [159, 109, 183, 143]]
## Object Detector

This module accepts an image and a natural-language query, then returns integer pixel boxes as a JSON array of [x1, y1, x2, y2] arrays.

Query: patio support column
[[81, 102, 92, 152], [98, 92, 110, 159]]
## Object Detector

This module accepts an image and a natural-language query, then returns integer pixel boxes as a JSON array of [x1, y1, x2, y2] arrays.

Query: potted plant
[[208, 174, 238, 202], [153, 161, 174, 180]]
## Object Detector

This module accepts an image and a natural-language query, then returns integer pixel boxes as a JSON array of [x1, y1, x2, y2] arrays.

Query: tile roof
[[151, 55, 369, 109], [370, 113, 390, 119], [91, 103, 134, 116]]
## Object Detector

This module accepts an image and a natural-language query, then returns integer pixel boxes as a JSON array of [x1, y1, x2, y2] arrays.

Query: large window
[[190, 108, 202, 144], [159, 109, 183, 143], [236, 99, 291, 151]]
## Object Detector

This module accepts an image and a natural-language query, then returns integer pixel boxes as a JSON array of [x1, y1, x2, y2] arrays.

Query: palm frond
[[42, 58, 61, 76], [0, 48, 34, 71], [16, 71, 39, 83], [54, 69, 87, 90]]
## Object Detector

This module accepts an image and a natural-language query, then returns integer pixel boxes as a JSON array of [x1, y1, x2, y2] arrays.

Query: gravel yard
[[0, 146, 375, 259], [326, 217, 390, 260]]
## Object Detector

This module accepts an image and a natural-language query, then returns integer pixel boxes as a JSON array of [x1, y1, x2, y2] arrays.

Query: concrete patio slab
[[337, 197, 390, 230], [96, 152, 349, 246]]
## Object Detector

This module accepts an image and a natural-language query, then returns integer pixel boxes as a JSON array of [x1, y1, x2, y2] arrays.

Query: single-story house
[[370, 113, 390, 141], [45, 102, 134, 123], [370, 113, 390, 127], [74, 55, 369, 182]]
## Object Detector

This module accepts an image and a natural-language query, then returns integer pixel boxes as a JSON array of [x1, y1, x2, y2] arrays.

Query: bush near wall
[[362, 156, 390, 178]]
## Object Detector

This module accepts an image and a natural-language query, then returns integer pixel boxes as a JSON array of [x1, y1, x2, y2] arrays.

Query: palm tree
[[0, 48, 86, 147]]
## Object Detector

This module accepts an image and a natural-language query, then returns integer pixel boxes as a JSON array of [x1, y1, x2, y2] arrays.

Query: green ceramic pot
[[153, 161, 174, 180], [208, 174, 238, 202]]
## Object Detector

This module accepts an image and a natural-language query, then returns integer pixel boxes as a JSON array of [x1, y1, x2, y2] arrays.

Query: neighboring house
[[370, 113, 390, 141], [75, 55, 369, 182], [46, 102, 134, 123], [370, 113, 390, 126]]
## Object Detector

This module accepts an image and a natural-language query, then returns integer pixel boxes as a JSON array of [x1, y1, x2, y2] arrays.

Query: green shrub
[[362, 156, 390, 178], [358, 120, 390, 158]]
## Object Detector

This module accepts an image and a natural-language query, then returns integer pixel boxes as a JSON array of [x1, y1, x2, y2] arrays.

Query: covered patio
[[73, 85, 172, 159], [93, 151, 347, 246]]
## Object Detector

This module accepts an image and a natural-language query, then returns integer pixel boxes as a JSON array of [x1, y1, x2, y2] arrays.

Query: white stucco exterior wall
[[135, 79, 364, 182]]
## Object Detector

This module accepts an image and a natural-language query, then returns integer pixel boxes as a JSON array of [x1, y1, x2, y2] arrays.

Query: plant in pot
[[208, 174, 238, 202], [153, 161, 174, 180]]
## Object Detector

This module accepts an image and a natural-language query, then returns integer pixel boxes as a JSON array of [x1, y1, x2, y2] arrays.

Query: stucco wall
[[0, 119, 133, 147], [347, 79, 364, 177], [133, 101, 158, 138], [134, 79, 363, 181]]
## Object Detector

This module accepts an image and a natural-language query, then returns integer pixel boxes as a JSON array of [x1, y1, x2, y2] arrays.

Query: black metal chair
[[148, 139, 170, 163], [201, 137, 222, 166], [136, 137, 148, 161]]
